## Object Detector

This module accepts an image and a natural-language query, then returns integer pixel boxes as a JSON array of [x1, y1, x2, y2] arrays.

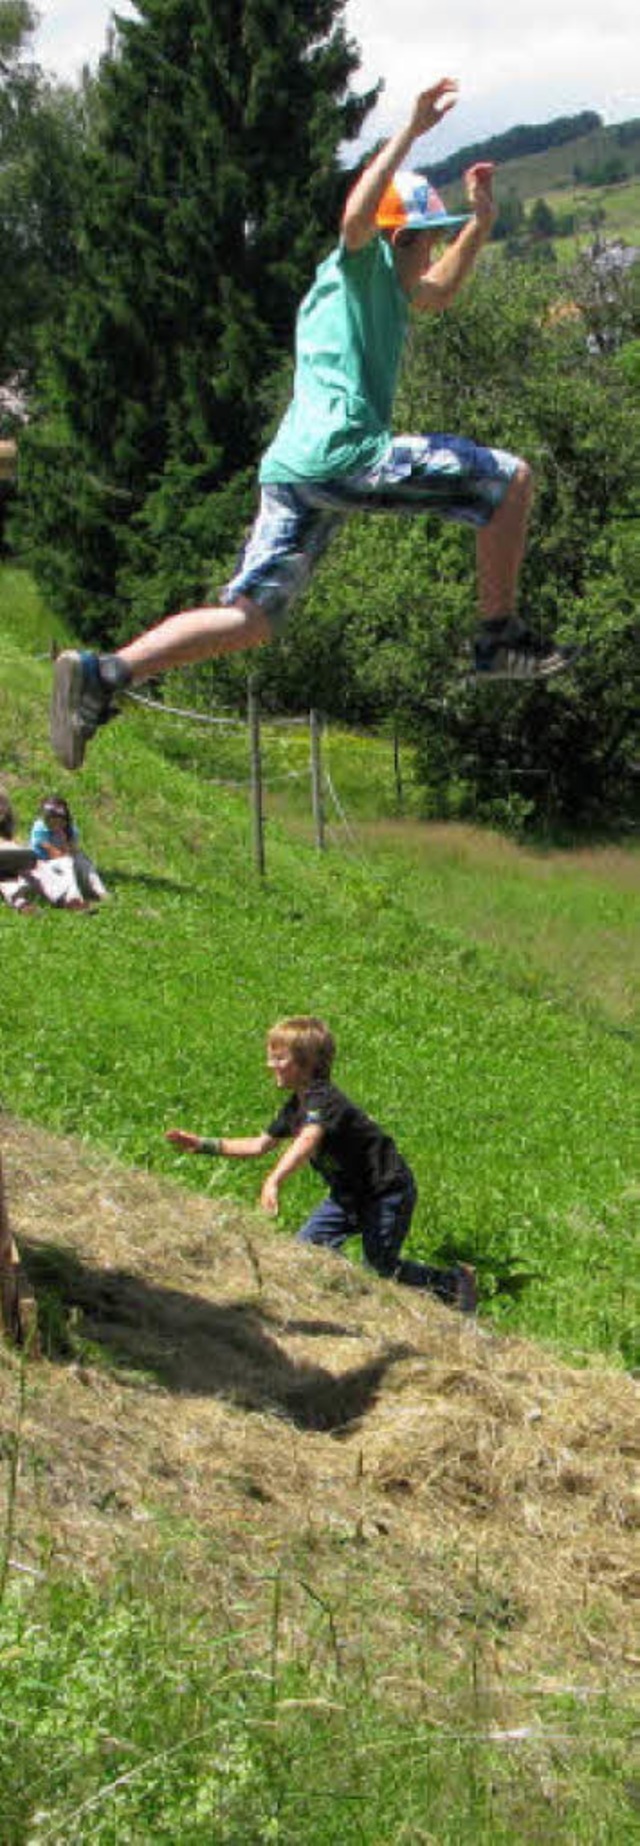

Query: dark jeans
[[296, 1184, 457, 1299]]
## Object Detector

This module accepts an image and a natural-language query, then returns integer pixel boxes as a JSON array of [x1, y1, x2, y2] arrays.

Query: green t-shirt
[[260, 235, 408, 485]]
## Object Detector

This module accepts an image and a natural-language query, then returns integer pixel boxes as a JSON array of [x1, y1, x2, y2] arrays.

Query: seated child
[[30, 796, 108, 907], [166, 1014, 476, 1312]]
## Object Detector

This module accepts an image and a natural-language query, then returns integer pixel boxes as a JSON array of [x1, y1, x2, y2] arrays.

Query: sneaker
[[51, 651, 119, 770], [454, 1263, 478, 1315], [471, 616, 577, 682]]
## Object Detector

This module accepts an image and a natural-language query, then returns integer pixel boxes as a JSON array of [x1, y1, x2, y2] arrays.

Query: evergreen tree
[[18, 0, 377, 641], [528, 197, 556, 241], [0, 2, 83, 388]]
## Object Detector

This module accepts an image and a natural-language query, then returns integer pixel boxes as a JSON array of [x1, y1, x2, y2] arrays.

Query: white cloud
[[34, 0, 136, 84], [32, 0, 640, 157], [346, 1, 639, 149]]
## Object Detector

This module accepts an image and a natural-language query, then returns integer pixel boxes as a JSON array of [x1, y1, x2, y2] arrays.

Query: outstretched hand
[[409, 79, 459, 140], [165, 1128, 200, 1151], [260, 1175, 280, 1217]]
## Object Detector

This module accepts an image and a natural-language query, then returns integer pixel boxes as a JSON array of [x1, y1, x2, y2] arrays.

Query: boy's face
[[393, 227, 442, 281], [267, 1040, 307, 1091]]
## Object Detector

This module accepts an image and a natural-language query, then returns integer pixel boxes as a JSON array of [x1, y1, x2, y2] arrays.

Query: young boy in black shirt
[[166, 1015, 476, 1313]]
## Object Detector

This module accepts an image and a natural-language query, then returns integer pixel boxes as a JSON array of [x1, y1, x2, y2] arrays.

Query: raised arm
[[260, 1122, 324, 1216], [341, 78, 459, 252], [407, 162, 497, 311]]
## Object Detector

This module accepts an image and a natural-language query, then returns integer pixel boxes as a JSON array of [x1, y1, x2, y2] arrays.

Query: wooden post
[[0, 1156, 39, 1352], [393, 715, 403, 811], [0, 439, 17, 484], [309, 710, 325, 850], [248, 677, 266, 877]]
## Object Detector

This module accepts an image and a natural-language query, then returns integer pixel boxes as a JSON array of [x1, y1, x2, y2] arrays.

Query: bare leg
[[118, 595, 271, 684], [476, 462, 533, 622], [52, 595, 274, 770]]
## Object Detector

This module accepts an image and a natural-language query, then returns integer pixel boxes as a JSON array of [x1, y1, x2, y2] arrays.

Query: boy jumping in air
[[166, 1015, 477, 1313], [51, 76, 572, 772]]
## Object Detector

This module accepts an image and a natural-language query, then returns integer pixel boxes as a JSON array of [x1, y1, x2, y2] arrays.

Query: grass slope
[[0, 568, 638, 1368], [1, 567, 639, 1842], [1, 1114, 639, 1844], [481, 123, 640, 203]]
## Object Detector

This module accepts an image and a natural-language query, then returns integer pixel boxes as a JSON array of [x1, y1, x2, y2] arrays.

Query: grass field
[[1, 1115, 638, 1845], [1, 565, 639, 1842], [0, 565, 638, 1364], [544, 176, 640, 253]]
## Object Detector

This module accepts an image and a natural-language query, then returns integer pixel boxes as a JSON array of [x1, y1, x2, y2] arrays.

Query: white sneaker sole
[[471, 648, 577, 683], [50, 652, 86, 770]]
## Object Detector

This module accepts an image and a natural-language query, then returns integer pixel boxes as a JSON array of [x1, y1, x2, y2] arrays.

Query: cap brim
[[405, 211, 472, 231]]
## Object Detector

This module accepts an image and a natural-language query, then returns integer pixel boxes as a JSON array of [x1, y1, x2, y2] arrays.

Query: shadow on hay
[[22, 1241, 414, 1435]]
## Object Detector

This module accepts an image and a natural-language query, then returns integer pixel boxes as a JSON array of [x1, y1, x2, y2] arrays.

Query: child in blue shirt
[[30, 796, 108, 906]]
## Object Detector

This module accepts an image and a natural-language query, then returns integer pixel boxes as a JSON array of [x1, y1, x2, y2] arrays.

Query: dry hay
[[1, 1114, 638, 1697]]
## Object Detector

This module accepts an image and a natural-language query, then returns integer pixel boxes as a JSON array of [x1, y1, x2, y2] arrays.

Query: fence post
[[309, 709, 325, 851], [392, 715, 403, 810], [248, 676, 266, 877]]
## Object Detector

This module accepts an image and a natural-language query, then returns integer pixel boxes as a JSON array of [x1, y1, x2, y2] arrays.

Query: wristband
[[198, 1136, 222, 1156]]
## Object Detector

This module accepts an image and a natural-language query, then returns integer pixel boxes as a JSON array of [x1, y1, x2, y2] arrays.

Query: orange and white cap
[[375, 170, 470, 234]]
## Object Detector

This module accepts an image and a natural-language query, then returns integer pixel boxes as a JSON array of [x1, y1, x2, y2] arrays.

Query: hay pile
[[1, 1115, 638, 1691]]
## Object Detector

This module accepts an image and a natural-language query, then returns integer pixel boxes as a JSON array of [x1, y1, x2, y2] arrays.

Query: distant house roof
[[592, 239, 640, 275], [0, 377, 29, 423]]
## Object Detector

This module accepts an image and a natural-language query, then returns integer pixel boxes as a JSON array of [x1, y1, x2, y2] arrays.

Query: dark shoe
[[472, 617, 577, 682], [0, 844, 36, 877], [454, 1263, 478, 1315], [51, 651, 120, 770]]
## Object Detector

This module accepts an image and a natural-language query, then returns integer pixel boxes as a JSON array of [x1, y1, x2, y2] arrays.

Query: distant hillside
[[430, 109, 602, 185], [425, 114, 640, 248], [427, 115, 640, 213]]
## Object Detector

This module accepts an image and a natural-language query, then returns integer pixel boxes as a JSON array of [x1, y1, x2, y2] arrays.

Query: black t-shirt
[[267, 1078, 413, 1208]]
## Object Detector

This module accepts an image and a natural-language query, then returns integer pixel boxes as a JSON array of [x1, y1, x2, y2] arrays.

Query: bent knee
[[510, 459, 534, 504], [219, 594, 274, 650]]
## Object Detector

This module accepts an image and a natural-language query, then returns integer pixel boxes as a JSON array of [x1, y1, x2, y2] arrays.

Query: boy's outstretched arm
[[166, 1128, 277, 1158], [260, 1123, 323, 1216], [342, 78, 459, 252]]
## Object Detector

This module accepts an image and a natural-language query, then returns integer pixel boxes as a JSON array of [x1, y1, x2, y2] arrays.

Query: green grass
[[2, 566, 640, 1843], [1, 568, 639, 1366], [1, 1560, 637, 1845], [542, 176, 640, 252]]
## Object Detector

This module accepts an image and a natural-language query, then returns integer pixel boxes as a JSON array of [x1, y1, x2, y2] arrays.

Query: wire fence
[[2, 638, 399, 873], [4, 641, 559, 872], [125, 672, 376, 873]]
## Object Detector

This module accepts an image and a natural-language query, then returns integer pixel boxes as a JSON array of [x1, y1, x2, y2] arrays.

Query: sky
[[32, 0, 640, 160]]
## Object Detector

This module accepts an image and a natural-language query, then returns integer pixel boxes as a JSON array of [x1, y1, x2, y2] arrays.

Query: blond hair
[[267, 1016, 335, 1079]]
